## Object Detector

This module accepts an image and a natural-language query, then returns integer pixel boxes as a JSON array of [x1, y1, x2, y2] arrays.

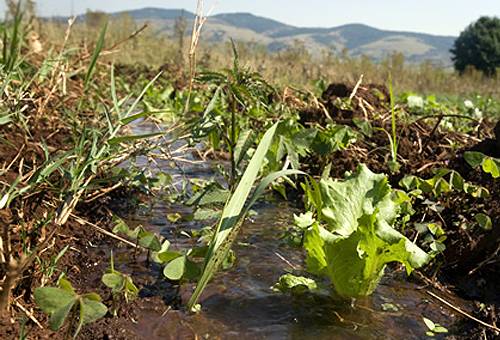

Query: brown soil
[[299, 82, 390, 126], [2, 74, 498, 339]]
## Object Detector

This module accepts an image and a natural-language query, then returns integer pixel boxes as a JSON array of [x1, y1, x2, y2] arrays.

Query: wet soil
[[2, 82, 499, 339]]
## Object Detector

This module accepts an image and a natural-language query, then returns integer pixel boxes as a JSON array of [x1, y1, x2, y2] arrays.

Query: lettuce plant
[[281, 165, 430, 298]]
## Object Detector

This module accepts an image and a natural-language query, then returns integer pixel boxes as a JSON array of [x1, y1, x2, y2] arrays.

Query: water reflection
[[119, 121, 466, 339]]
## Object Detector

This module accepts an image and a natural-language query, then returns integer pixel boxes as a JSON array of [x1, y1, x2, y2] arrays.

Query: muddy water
[[118, 123, 469, 339]]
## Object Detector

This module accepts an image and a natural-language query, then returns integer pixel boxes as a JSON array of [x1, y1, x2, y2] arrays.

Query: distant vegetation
[[58, 8, 455, 65], [38, 10, 500, 99], [451, 16, 500, 77]]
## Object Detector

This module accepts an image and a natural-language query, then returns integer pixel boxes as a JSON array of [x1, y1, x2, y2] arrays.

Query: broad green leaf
[[112, 215, 130, 234], [464, 151, 485, 168], [156, 250, 182, 263], [319, 164, 396, 237], [49, 300, 76, 331], [434, 177, 451, 196], [34, 287, 76, 330], [34, 287, 75, 315], [80, 298, 107, 324], [272, 274, 318, 294], [323, 227, 383, 297], [151, 240, 172, 263], [58, 277, 76, 294], [138, 231, 161, 251], [294, 212, 315, 229], [399, 175, 419, 191], [167, 213, 182, 223], [303, 223, 331, 275], [423, 317, 436, 330], [74, 298, 108, 337], [482, 157, 499, 178], [450, 171, 464, 191], [475, 213, 492, 230], [102, 273, 125, 291], [186, 186, 229, 207], [163, 255, 186, 280], [353, 118, 373, 137], [184, 259, 202, 281], [302, 165, 429, 298]]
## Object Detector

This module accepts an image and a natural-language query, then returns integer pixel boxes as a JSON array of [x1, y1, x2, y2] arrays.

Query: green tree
[[451, 16, 500, 76]]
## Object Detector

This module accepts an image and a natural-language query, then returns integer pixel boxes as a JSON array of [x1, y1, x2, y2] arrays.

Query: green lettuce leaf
[[303, 164, 430, 298]]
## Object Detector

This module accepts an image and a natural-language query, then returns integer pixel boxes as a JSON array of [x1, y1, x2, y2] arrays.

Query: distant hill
[[69, 8, 458, 65]]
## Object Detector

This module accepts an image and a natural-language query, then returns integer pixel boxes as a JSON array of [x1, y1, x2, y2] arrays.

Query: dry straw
[[185, 0, 217, 113]]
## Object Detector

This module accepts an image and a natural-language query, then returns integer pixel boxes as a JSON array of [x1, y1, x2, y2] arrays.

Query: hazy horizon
[[1, 1, 499, 36]]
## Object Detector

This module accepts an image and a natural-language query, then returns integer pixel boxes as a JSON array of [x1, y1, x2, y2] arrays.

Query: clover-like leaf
[[102, 272, 125, 291], [163, 255, 186, 280], [482, 157, 499, 178], [475, 213, 492, 230], [464, 151, 485, 168], [138, 231, 161, 251]]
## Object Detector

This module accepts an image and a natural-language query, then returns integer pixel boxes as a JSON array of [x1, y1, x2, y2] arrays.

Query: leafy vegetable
[[296, 165, 430, 298], [272, 274, 319, 295]]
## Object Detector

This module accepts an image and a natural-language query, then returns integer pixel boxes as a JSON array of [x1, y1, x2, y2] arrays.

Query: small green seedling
[[102, 251, 139, 316], [423, 316, 448, 337], [112, 216, 162, 252], [34, 276, 107, 338]]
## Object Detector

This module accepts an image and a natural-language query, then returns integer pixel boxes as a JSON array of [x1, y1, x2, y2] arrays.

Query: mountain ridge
[[55, 8, 457, 65]]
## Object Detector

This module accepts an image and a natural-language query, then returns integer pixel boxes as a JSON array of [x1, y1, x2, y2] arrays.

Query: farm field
[[1, 2, 499, 339]]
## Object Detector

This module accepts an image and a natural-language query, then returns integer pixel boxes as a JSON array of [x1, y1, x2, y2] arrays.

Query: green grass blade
[[110, 65, 121, 118], [108, 132, 163, 145], [234, 129, 253, 168], [119, 111, 150, 126], [125, 72, 162, 117], [244, 169, 305, 214], [188, 123, 285, 309], [201, 86, 221, 119], [5, 1, 23, 72], [84, 22, 108, 91], [388, 74, 398, 157]]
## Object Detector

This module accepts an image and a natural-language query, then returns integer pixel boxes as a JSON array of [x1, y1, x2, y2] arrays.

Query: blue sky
[[2, 0, 499, 36]]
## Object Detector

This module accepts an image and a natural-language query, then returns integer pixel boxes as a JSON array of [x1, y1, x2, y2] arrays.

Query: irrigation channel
[[100, 120, 472, 339]]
